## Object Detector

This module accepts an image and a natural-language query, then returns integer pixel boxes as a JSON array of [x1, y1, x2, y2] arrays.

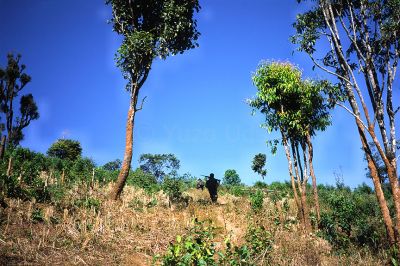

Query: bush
[[250, 190, 264, 212], [127, 168, 159, 194], [227, 185, 248, 197], [162, 177, 183, 200], [157, 219, 274, 266], [74, 197, 101, 212], [318, 188, 385, 250], [253, 181, 268, 189], [223, 169, 241, 186], [159, 219, 217, 265], [70, 157, 96, 184]]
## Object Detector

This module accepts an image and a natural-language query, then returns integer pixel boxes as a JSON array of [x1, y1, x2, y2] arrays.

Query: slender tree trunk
[[0, 136, 6, 160], [357, 125, 396, 245], [6, 157, 12, 176], [306, 134, 320, 223], [281, 132, 303, 223], [292, 140, 311, 231], [387, 163, 400, 249], [110, 101, 135, 200], [300, 143, 312, 232]]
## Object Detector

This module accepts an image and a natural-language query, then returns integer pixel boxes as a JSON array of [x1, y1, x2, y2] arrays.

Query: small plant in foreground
[[250, 190, 264, 212], [157, 218, 217, 265]]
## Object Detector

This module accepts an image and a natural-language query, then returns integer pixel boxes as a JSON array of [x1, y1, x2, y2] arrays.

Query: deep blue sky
[[1, 0, 396, 187]]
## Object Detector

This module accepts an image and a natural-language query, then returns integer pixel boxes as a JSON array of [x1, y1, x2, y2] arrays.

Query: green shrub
[[31, 208, 45, 223], [157, 218, 274, 266], [127, 168, 159, 194], [74, 197, 101, 212], [228, 185, 248, 197], [253, 181, 268, 189], [245, 225, 273, 261], [250, 190, 264, 212], [158, 218, 217, 266], [318, 188, 385, 250], [70, 157, 96, 183], [162, 177, 183, 201]]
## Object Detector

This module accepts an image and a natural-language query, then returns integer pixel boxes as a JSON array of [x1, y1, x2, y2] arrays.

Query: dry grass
[[0, 184, 388, 265]]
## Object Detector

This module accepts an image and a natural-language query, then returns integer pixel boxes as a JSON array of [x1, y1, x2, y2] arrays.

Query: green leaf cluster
[[249, 61, 332, 143], [107, 0, 200, 91]]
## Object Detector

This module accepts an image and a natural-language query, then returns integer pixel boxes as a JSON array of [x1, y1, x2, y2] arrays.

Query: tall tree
[[107, 0, 200, 199], [249, 61, 331, 229], [293, 0, 400, 249], [0, 54, 39, 147], [139, 153, 180, 181]]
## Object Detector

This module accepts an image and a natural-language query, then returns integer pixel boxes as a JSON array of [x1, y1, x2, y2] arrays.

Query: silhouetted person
[[205, 173, 220, 202], [196, 178, 205, 190]]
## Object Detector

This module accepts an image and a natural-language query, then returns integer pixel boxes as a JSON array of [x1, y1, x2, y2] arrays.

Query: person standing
[[205, 173, 220, 202]]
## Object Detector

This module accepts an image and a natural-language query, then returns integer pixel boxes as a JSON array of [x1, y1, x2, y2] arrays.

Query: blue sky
[[1, 0, 395, 187]]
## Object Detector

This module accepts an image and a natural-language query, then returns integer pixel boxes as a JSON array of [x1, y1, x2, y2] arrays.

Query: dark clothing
[[205, 176, 220, 202]]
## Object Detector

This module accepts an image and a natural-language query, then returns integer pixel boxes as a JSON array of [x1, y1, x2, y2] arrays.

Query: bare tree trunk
[[356, 125, 396, 245], [6, 157, 12, 176], [292, 141, 311, 231], [306, 134, 320, 223], [0, 136, 6, 160], [110, 101, 135, 200], [281, 132, 303, 223], [299, 143, 312, 232], [369, 155, 395, 245]]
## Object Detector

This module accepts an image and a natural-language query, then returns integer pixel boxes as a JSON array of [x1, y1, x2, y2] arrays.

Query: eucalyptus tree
[[292, 0, 400, 248], [249, 61, 331, 229], [107, 0, 200, 200], [0, 54, 39, 148]]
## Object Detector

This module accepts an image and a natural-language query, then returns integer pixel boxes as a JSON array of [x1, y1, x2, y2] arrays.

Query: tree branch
[[337, 102, 369, 131], [308, 54, 353, 85], [135, 96, 147, 112]]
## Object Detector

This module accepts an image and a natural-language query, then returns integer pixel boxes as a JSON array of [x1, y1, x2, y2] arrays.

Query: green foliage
[[74, 197, 101, 212], [47, 139, 82, 161], [0, 173, 28, 200], [0, 146, 98, 203], [139, 153, 180, 181], [251, 153, 267, 178], [70, 157, 95, 183], [318, 187, 385, 250], [107, 0, 201, 91], [0, 53, 39, 146], [223, 169, 241, 186], [162, 176, 183, 201], [127, 168, 159, 194], [245, 226, 273, 260], [158, 219, 273, 266], [31, 208, 44, 223], [94, 167, 119, 185], [159, 219, 216, 266], [249, 61, 331, 141], [249, 190, 264, 213], [227, 185, 248, 197], [253, 181, 268, 189], [102, 159, 121, 171]]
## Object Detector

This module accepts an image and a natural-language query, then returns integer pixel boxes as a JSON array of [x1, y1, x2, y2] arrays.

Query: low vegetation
[[0, 146, 394, 265]]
